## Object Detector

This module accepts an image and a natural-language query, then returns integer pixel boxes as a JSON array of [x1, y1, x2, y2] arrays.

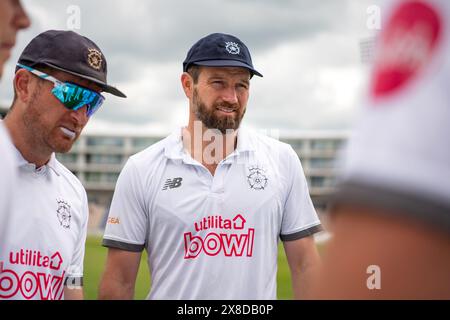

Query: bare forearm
[[64, 287, 84, 300], [312, 207, 450, 299], [98, 275, 135, 300], [292, 264, 320, 299], [284, 236, 322, 300], [98, 249, 142, 300]]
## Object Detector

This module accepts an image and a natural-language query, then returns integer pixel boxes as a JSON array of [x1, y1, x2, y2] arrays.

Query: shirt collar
[[0, 120, 61, 176], [164, 126, 256, 162], [13, 147, 61, 176], [163, 128, 185, 161], [234, 127, 256, 154]]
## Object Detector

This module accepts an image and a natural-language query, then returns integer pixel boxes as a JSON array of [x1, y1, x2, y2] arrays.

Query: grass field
[[84, 236, 297, 300]]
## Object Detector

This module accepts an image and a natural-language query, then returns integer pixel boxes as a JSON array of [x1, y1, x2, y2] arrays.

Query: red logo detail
[[50, 252, 63, 270], [371, 1, 442, 99], [184, 229, 255, 259], [8, 249, 64, 271], [184, 214, 255, 259], [233, 214, 246, 230], [0, 262, 65, 300]]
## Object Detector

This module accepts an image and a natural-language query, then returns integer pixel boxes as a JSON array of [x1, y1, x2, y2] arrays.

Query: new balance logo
[[162, 177, 183, 190]]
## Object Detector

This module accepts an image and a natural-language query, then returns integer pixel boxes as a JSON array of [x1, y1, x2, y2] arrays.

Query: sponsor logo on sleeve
[[107, 217, 120, 225]]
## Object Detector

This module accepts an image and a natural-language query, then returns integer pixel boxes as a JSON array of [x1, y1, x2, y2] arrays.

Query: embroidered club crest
[[225, 41, 240, 55], [56, 199, 71, 229], [87, 48, 103, 70], [247, 166, 268, 190]]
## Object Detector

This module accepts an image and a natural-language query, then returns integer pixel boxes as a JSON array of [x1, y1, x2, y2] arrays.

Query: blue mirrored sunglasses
[[17, 63, 105, 117]]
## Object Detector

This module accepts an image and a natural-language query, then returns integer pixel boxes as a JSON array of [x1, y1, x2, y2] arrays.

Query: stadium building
[[2, 105, 347, 232], [60, 131, 346, 232]]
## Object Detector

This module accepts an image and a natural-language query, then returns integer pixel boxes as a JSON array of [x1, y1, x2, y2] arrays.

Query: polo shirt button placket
[[211, 162, 226, 195]]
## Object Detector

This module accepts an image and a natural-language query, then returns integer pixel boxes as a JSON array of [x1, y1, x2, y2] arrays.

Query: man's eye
[[211, 81, 224, 87]]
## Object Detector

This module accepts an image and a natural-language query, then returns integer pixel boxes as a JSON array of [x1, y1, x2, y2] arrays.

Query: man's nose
[[221, 87, 238, 104], [70, 105, 89, 125], [14, 2, 31, 30]]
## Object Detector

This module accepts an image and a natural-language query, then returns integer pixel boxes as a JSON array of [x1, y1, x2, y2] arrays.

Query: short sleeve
[[102, 159, 147, 252], [280, 145, 322, 241]]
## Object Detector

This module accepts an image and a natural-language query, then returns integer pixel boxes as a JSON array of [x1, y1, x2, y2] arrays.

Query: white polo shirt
[[0, 121, 16, 253], [103, 128, 322, 300], [0, 145, 88, 300], [335, 0, 450, 232]]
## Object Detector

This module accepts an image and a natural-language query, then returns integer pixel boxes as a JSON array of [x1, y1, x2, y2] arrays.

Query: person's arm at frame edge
[[64, 286, 84, 300], [311, 205, 450, 299]]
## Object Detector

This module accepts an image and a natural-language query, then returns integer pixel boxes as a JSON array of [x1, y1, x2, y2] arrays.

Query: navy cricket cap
[[17, 30, 126, 98], [183, 33, 263, 77]]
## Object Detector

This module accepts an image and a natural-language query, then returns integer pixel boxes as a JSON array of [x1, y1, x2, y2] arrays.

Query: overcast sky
[[0, 0, 381, 135]]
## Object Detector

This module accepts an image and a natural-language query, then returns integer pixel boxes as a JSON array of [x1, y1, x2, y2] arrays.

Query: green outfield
[[84, 236, 151, 299], [84, 236, 301, 300]]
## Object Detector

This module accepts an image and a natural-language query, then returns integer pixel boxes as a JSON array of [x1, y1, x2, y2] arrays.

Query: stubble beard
[[22, 86, 76, 155]]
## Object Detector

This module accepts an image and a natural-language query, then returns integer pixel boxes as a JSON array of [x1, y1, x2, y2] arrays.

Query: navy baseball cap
[[183, 33, 263, 77], [17, 30, 126, 98]]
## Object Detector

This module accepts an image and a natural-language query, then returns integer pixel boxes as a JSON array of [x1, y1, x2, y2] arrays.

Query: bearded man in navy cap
[[0, 30, 126, 300], [100, 33, 322, 300]]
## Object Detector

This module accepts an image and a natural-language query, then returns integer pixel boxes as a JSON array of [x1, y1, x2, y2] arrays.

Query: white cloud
[[1, 0, 381, 133]]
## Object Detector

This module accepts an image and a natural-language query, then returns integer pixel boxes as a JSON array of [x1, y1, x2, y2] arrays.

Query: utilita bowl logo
[[371, 1, 442, 99], [0, 249, 65, 300], [184, 214, 255, 259]]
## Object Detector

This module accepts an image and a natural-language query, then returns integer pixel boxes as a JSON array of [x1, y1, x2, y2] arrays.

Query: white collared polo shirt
[[335, 0, 450, 233], [103, 128, 322, 299], [0, 121, 17, 252], [0, 146, 88, 300]]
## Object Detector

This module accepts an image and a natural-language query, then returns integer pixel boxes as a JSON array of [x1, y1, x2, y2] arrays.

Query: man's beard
[[22, 88, 78, 154], [193, 88, 245, 134]]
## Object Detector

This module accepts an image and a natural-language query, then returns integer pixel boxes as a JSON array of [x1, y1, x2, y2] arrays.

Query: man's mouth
[[216, 106, 236, 114], [60, 127, 77, 140]]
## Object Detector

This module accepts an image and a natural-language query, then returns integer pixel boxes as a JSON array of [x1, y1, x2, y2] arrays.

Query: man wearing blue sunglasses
[[0, 30, 126, 300]]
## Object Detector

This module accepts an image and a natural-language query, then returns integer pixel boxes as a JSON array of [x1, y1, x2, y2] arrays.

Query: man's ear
[[181, 72, 193, 99], [14, 69, 35, 104]]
